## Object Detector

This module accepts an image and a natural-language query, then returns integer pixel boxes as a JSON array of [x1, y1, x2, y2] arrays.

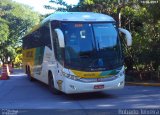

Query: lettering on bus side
[[34, 66, 42, 75], [45, 53, 52, 61], [26, 51, 33, 58], [84, 73, 96, 77]]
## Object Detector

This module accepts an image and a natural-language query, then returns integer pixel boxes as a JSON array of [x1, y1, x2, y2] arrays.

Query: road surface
[[0, 70, 160, 110]]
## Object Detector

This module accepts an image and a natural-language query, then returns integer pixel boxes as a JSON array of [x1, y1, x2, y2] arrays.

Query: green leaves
[[0, 0, 40, 64], [0, 18, 9, 43], [83, 0, 94, 5]]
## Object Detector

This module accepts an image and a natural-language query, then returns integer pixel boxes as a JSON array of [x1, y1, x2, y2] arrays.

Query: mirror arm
[[54, 29, 65, 48], [119, 28, 132, 46]]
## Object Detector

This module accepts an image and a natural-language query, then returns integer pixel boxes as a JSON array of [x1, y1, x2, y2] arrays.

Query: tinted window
[[60, 22, 123, 71], [93, 23, 117, 49], [23, 24, 51, 49]]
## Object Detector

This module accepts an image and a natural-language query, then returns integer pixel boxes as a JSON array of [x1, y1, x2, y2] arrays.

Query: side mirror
[[54, 29, 65, 48], [119, 28, 132, 46]]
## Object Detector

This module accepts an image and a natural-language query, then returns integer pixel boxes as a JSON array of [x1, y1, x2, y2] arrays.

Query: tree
[[0, 0, 41, 64], [44, 0, 73, 11], [0, 18, 9, 43], [121, 1, 160, 70]]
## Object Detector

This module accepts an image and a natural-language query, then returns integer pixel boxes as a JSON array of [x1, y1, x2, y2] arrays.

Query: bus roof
[[23, 12, 115, 39], [42, 12, 115, 24]]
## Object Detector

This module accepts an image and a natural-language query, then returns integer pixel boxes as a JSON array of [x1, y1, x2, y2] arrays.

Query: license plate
[[94, 85, 104, 89]]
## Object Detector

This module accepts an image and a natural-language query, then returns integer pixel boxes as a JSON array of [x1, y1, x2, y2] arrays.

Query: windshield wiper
[[89, 59, 98, 68], [79, 55, 89, 58], [79, 52, 92, 58]]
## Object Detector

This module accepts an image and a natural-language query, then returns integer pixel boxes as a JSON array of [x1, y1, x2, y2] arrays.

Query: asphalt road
[[0, 70, 160, 109]]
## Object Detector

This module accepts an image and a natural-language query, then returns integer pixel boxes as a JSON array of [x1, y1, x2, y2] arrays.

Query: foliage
[[0, 0, 40, 64], [14, 53, 22, 68], [121, 1, 160, 70], [0, 18, 9, 42], [44, 0, 72, 11]]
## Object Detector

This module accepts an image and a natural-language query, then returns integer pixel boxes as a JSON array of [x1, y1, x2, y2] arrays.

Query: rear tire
[[48, 72, 61, 95], [28, 67, 34, 81], [25, 66, 28, 74]]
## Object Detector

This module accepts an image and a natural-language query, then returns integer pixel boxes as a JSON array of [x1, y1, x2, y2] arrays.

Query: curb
[[125, 82, 160, 86]]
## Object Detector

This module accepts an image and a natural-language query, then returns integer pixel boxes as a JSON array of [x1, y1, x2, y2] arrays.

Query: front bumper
[[63, 75, 125, 94]]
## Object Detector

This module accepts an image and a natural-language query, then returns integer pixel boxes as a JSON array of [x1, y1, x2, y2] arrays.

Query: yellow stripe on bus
[[71, 70, 101, 78]]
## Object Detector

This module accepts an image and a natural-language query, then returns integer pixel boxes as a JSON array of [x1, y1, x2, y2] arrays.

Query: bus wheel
[[28, 67, 34, 81], [25, 66, 28, 74], [48, 72, 61, 95]]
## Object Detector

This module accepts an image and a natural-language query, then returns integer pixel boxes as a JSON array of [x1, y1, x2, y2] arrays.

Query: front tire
[[48, 72, 61, 95]]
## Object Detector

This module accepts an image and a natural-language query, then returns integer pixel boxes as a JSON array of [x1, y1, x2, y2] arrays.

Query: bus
[[22, 12, 132, 94]]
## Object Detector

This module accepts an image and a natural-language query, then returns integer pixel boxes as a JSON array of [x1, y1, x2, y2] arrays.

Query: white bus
[[22, 12, 132, 94]]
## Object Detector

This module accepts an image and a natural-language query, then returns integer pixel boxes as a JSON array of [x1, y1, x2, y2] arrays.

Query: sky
[[13, 0, 79, 14]]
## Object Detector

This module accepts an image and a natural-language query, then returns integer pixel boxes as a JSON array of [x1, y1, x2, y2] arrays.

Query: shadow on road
[[62, 92, 117, 101]]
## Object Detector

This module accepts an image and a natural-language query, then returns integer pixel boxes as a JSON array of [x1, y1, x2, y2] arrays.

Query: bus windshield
[[60, 22, 123, 71]]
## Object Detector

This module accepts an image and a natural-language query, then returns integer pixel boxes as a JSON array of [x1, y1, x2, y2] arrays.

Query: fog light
[[118, 81, 124, 87], [120, 81, 124, 85]]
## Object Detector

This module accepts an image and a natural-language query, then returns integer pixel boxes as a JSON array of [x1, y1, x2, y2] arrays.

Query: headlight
[[115, 70, 124, 78], [62, 72, 70, 77], [62, 72, 80, 80], [118, 70, 124, 77], [69, 75, 80, 80]]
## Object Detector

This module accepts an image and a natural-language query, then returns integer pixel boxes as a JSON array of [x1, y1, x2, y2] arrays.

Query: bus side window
[[40, 24, 52, 49], [32, 30, 41, 48], [52, 31, 64, 65]]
